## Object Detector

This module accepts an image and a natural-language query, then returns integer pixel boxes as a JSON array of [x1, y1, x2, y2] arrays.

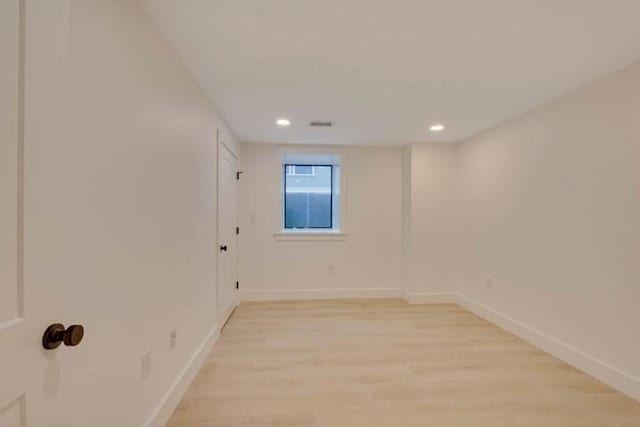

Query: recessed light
[[430, 124, 445, 132], [276, 118, 291, 127]]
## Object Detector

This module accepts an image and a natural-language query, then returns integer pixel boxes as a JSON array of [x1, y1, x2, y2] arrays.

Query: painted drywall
[[35, 1, 240, 425], [12, 0, 638, 422], [404, 144, 458, 297], [456, 63, 640, 390], [238, 143, 403, 298], [235, 62, 640, 403]]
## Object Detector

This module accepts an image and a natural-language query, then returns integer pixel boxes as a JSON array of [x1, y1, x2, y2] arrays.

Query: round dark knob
[[63, 324, 84, 347], [42, 323, 85, 350]]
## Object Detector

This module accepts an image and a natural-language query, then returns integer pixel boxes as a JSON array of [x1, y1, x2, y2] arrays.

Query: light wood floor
[[167, 299, 640, 427]]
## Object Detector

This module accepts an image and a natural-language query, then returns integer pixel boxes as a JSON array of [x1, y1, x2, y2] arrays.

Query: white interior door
[[0, 1, 26, 422], [217, 136, 239, 326], [0, 1, 74, 426]]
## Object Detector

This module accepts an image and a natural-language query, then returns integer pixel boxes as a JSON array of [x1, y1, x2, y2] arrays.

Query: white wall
[[404, 144, 458, 298], [456, 63, 640, 395], [238, 143, 403, 299], [48, 1, 238, 425]]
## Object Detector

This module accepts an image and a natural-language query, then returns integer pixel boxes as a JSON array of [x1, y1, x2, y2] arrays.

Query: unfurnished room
[[1, 1, 640, 426]]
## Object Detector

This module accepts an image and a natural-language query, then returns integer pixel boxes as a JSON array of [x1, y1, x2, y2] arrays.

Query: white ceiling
[[141, 0, 640, 146]]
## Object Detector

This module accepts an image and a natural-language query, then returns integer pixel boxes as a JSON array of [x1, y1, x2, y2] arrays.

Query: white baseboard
[[404, 292, 457, 304], [146, 325, 221, 427], [454, 294, 640, 402], [219, 293, 239, 327], [240, 288, 403, 302]]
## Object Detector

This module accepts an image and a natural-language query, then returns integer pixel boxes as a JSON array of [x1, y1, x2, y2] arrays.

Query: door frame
[[216, 130, 239, 327]]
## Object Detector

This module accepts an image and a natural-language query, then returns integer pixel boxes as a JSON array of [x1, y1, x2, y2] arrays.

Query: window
[[279, 152, 343, 237], [284, 164, 333, 229]]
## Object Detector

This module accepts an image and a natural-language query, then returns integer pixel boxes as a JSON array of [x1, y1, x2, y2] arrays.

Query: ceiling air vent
[[309, 121, 333, 127]]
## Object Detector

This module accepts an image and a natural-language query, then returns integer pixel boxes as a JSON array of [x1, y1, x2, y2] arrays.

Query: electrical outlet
[[142, 351, 152, 380], [170, 329, 177, 350]]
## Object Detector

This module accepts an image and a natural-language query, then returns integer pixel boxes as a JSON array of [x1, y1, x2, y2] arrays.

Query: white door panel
[[217, 136, 238, 325], [0, 1, 73, 425], [0, 0, 30, 422], [0, 0, 20, 328]]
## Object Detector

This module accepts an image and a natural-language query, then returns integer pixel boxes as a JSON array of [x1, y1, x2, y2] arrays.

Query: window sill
[[273, 231, 348, 241]]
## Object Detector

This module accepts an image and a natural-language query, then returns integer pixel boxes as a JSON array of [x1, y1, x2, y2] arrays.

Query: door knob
[[220, 245, 228, 252], [42, 323, 84, 350]]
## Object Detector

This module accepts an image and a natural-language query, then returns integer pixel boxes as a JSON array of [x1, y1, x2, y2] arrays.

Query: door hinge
[[236, 281, 239, 290], [236, 171, 243, 180], [236, 226, 239, 235]]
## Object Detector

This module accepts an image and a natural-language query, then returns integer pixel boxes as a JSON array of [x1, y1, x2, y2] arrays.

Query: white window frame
[[275, 151, 348, 241], [286, 165, 318, 176]]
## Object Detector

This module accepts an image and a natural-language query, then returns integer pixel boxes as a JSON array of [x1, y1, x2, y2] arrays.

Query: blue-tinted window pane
[[284, 165, 332, 229], [293, 165, 313, 175]]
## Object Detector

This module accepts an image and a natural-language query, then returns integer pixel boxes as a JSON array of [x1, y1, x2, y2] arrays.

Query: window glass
[[284, 164, 333, 229]]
